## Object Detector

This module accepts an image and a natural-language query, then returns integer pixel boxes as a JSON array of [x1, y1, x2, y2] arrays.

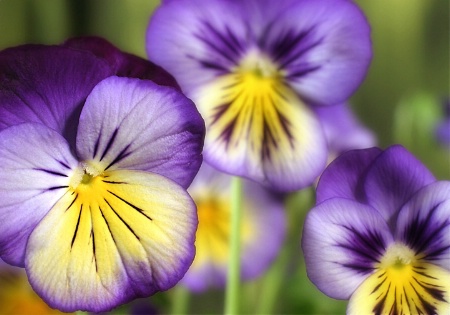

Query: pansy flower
[[146, 0, 372, 192], [180, 163, 285, 292], [0, 38, 205, 312], [302, 145, 450, 314]]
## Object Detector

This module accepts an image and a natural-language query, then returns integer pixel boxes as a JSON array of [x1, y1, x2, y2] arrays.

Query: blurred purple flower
[[146, 0, 372, 192], [435, 98, 450, 146], [314, 103, 376, 156], [181, 163, 286, 292], [0, 38, 205, 312], [302, 145, 450, 314]]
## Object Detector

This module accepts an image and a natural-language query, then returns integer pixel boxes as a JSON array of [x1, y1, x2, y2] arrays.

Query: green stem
[[171, 285, 190, 315], [224, 176, 243, 315]]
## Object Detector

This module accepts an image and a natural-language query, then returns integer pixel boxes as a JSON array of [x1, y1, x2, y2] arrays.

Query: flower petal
[[313, 103, 376, 154], [63, 36, 180, 90], [181, 163, 285, 291], [258, 0, 372, 105], [395, 181, 450, 271], [76, 76, 205, 189], [0, 44, 113, 146], [316, 147, 382, 204], [193, 72, 327, 191], [347, 263, 450, 315], [25, 170, 197, 312], [302, 198, 393, 299], [363, 145, 436, 224], [146, 0, 249, 95], [147, 0, 371, 106], [0, 123, 77, 266]]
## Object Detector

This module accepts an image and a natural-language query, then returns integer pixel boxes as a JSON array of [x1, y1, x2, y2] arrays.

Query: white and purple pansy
[[146, 0, 372, 192], [180, 163, 286, 292], [302, 145, 450, 314], [0, 38, 205, 312]]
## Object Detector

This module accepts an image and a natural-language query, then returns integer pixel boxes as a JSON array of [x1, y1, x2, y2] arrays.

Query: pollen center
[[69, 162, 103, 189], [237, 49, 281, 79], [380, 242, 416, 270]]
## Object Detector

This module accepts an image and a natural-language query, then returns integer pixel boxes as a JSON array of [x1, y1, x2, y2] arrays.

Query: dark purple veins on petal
[[104, 144, 133, 171], [190, 21, 245, 73], [402, 202, 450, 260], [260, 26, 323, 76], [107, 190, 153, 222], [335, 224, 387, 274], [99, 128, 119, 161], [104, 198, 140, 241], [70, 204, 83, 249], [33, 168, 68, 177]]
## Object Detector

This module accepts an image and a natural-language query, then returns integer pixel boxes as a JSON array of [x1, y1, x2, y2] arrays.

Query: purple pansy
[[146, 0, 372, 192], [0, 38, 205, 312], [302, 145, 450, 314], [180, 163, 285, 292]]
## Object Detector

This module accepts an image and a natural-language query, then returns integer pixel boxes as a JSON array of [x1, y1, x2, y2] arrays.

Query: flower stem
[[171, 285, 190, 315], [224, 176, 243, 315]]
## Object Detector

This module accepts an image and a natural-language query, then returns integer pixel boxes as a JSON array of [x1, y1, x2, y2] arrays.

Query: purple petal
[[192, 73, 328, 192], [363, 145, 436, 225], [63, 36, 180, 90], [395, 181, 450, 271], [181, 163, 286, 291], [0, 44, 113, 147], [435, 120, 450, 146], [147, 0, 372, 106], [0, 123, 77, 266], [316, 147, 382, 204], [259, 0, 372, 105], [76, 76, 205, 188], [146, 0, 249, 95], [314, 103, 376, 154], [302, 198, 393, 299]]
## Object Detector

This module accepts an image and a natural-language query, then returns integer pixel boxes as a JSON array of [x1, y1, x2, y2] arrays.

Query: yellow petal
[[348, 262, 450, 315], [25, 170, 197, 312]]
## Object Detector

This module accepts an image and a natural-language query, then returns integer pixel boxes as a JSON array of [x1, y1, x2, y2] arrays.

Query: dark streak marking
[[65, 194, 78, 212], [107, 190, 153, 221], [47, 185, 69, 191], [71, 205, 83, 249], [99, 207, 116, 244], [57, 160, 71, 170], [104, 144, 132, 171], [102, 180, 128, 185], [104, 198, 140, 241], [100, 128, 119, 161], [34, 168, 68, 177]]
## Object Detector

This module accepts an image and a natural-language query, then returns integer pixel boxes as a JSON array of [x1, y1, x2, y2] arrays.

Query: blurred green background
[[0, 0, 448, 314]]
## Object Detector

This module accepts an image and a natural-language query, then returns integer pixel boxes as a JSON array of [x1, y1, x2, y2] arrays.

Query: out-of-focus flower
[[302, 145, 450, 314], [180, 163, 285, 292], [146, 0, 372, 192], [435, 98, 450, 146], [0, 38, 205, 312], [0, 260, 69, 315], [314, 103, 376, 156]]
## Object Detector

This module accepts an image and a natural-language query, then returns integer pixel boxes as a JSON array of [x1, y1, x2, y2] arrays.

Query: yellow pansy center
[[192, 195, 253, 267], [348, 242, 450, 314], [195, 48, 319, 180], [379, 242, 416, 270], [68, 162, 103, 189], [237, 49, 281, 79]]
